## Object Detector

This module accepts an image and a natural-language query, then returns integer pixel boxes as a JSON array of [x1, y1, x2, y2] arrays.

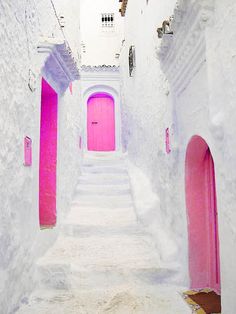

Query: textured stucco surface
[[206, 2, 236, 312], [120, 1, 236, 312], [80, 0, 124, 66], [0, 1, 81, 312], [119, 0, 187, 279]]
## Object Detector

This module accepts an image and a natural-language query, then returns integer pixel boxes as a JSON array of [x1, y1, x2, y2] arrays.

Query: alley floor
[[17, 152, 191, 314]]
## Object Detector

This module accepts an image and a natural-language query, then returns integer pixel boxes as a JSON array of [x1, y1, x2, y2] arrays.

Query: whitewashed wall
[[52, 0, 81, 58], [157, 1, 236, 312], [120, 0, 236, 312], [206, 1, 236, 312], [80, 0, 124, 66], [0, 1, 81, 313], [119, 0, 186, 279]]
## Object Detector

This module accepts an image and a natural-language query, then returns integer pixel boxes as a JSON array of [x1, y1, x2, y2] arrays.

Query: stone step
[[37, 234, 160, 269], [82, 165, 127, 175], [37, 263, 179, 291], [71, 194, 133, 208], [78, 173, 130, 185], [83, 151, 125, 161], [75, 183, 131, 196], [62, 206, 137, 229], [83, 157, 125, 168], [16, 286, 191, 314], [36, 234, 162, 289], [61, 223, 142, 238]]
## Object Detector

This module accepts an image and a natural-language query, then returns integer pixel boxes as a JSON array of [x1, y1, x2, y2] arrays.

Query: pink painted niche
[[185, 135, 221, 293], [87, 92, 115, 151], [165, 128, 171, 154], [39, 78, 58, 228], [24, 136, 32, 166]]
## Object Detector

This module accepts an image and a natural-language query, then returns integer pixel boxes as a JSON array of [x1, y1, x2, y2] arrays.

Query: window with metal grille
[[101, 13, 114, 28], [129, 46, 136, 77]]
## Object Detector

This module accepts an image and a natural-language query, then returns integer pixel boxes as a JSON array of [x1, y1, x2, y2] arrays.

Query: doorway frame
[[82, 85, 121, 152], [185, 135, 221, 293]]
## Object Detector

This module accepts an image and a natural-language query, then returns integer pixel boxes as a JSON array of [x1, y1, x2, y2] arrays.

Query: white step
[[61, 224, 143, 238], [37, 234, 160, 269], [36, 234, 162, 289], [78, 173, 130, 185], [82, 165, 127, 175], [61, 203, 139, 237], [75, 183, 131, 196], [16, 286, 191, 314], [72, 194, 133, 208], [83, 157, 125, 167], [83, 151, 125, 161], [37, 264, 179, 291], [63, 206, 137, 228]]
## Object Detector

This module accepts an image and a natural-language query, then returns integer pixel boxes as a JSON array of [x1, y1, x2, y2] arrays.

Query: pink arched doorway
[[87, 93, 115, 151], [185, 135, 221, 293], [39, 78, 58, 228]]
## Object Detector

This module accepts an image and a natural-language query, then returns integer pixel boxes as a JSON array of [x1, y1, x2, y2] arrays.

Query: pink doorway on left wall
[[39, 78, 58, 228]]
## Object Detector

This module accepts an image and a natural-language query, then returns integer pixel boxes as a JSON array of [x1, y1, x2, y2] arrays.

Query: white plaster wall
[[56, 81, 83, 221], [52, 0, 81, 60], [156, 2, 236, 311], [0, 1, 81, 312], [205, 1, 236, 312], [121, 0, 236, 312], [119, 0, 188, 282], [80, 0, 124, 66]]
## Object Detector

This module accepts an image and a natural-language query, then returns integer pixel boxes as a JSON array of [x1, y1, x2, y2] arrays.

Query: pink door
[[185, 136, 221, 293], [87, 93, 115, 151], [39, 79, 58, 227]]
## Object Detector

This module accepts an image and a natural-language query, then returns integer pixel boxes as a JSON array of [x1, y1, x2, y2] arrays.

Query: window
[[129, 46, 136, 77], [101, 13, 114, 28]]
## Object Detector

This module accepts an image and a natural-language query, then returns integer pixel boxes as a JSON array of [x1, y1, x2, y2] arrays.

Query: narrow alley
[[1, 0, 235, 313]]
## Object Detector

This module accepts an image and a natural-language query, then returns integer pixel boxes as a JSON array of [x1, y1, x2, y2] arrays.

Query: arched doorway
[[185, 135, 220, 292], [87, 92, 115, 151], [39, 78, 58, 228]]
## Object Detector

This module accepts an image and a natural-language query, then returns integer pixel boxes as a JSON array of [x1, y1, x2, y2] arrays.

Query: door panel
[[87, 94, 115, 151]]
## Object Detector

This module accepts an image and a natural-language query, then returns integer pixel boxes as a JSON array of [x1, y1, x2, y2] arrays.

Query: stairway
[[16, 152, 190, 314]]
